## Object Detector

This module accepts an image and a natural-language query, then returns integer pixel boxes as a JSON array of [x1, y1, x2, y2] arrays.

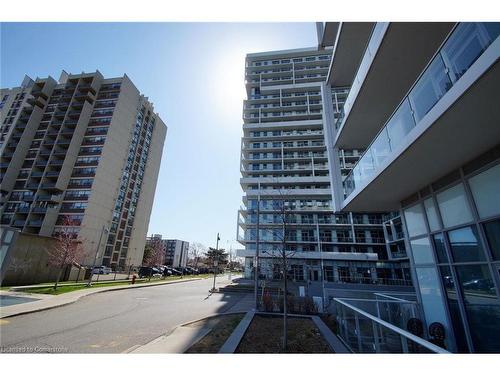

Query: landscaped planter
[[218, 311, 347, 354], [236, 314, 332, 353]]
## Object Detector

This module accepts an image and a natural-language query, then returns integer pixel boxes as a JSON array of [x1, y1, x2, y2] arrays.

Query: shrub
[[304, 296, 318, 315], [262, 290, 274, 312]]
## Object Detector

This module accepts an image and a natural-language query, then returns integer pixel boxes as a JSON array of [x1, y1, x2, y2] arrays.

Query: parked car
[[92, 266, 111, 274], [165, 266, 182, 276], [162, 268, 172, 277], [185, 266, 199, 275], [138, 266, 162, 278]]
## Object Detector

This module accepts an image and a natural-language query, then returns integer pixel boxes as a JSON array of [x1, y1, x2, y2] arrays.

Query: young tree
[[142, 237, 165, 280], [261, 185, 296, 352], [188, 242, 207, 268], [47, 216, 84, 290]]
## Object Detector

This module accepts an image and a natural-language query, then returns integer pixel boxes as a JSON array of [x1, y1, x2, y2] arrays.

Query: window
[[455, 264, 500, 352], [411, 237, 435, 265], [433, 233, 449, 263], [483, 219, 500, 261], [436, 184, 473, 228], [404, 203, 427, 237], [468, 163, 500, 219], [424, 198, 441, 231], [415, 267, 450, 340], [448, 225, 485, 262]]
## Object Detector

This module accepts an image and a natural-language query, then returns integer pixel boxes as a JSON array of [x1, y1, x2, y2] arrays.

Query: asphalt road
[[0, 276, 251, 353]]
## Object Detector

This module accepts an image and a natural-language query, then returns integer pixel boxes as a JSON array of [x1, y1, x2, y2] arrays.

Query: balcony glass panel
[[441, 23, 499, 83], [371, 127, 391, 167], [408, 56, 452, 123], [386, 99, 416, 149]]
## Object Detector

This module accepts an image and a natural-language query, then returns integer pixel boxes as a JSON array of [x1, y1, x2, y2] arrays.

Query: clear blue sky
[[0, 22, 318, 250]]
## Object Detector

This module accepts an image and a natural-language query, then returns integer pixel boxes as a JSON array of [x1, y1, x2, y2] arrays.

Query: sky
[[0, 22, 318, 251]]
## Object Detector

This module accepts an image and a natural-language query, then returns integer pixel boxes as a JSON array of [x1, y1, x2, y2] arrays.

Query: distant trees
[[47, 216, 84, 290], [142, 237, 166, 280], [188, 242, 207, 268]]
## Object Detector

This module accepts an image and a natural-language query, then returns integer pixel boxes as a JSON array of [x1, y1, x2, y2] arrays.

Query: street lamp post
[[87, 225, 108, 287], [212, 233, 220, 292]]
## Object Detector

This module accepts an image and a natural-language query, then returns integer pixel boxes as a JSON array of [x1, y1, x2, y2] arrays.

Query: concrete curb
[[123, 312, 248, 354], [0, 278, 203, 319], [218, 310, 255, 353], [311, 315, 351, 353]]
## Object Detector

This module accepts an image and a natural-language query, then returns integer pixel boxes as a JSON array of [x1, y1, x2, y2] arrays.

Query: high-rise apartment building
[[236, 47, 412, 294], [322, 22, 500, 352], [145, 235, 189, 268], [0, 71, 167, 269]]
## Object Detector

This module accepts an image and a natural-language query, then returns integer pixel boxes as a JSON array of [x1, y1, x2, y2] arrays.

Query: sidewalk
[[0, 277, 202, 319], [127, 293, 254, 353]]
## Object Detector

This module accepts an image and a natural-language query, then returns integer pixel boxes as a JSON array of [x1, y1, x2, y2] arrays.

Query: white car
[[92, 266, 112, 274]]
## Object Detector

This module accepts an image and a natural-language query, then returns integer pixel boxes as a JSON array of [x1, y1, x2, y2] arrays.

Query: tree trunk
[[54, 267, 64, 290], [54, 253, 68, 290], [282, 252, 288, 352]]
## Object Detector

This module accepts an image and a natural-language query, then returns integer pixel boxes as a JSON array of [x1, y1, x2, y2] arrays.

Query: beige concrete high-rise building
[[0, 71, 167, 269]]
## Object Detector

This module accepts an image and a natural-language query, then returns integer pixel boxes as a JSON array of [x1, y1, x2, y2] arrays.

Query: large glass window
[[436, 184, 473, 228], [439, 266, 469, 353], [433, 233, 449, 263], [468, 163, 500, 219], [483, 219, 500, 261], [448, 226, 486, 262], [424, 198, 441, 232], [411, 237, 435, 265], [455, 264, 500, 352], [409, 56, 452, 122], [415, 267, 451, 341], [404, 203, 427, 237]]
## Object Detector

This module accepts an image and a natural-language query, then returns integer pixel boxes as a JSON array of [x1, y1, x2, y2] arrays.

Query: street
[[0, 276, 252, 353]]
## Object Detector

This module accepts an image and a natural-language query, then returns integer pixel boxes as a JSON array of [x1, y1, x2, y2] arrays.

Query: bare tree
[[188, 242, 207, 268], [260, 183, 296, 352], [142, 237, 165, 280], [47, 216, 84, 290]]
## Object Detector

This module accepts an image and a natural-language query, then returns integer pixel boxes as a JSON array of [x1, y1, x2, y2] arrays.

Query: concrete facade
[[146, 235, 189, 268], [0, 71, 167, 270], [0, 226, 84, 286]]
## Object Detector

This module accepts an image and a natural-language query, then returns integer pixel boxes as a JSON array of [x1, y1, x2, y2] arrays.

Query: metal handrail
[[334, 297, 449, 353]]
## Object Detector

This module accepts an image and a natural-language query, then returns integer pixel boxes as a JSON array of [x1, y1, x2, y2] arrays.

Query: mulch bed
[[236, 315, 333, 353], [185, 313, 245, 353]]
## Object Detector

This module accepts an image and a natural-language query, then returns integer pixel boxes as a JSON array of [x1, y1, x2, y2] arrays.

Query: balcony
[[334, 22, 455, 149], [341, 23, 500, 211], [27, 220, 43, 227], [12, 220, 26, 227]]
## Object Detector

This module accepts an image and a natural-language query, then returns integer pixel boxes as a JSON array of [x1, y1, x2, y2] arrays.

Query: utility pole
[[87, 225, 108, 287], [254, 181, 261, 310], [212, 233, 220, 292]]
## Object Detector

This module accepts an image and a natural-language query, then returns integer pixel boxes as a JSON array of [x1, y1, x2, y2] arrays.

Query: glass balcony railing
[[333, 297, 449, 353], [343, 22, 500, 199]]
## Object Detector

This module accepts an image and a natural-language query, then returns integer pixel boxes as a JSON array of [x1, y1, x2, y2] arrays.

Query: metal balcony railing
[[333, 297, 449, 353]]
